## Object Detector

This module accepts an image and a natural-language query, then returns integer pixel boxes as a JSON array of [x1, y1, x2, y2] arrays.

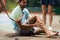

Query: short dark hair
[[19, 0, 22, 2], [16, 0, 27, 3], [16, 0, 23, 3]]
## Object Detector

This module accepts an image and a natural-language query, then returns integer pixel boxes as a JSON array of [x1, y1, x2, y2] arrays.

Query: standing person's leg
[[48, 0, 55, 30], [48, 5, 53, 30], [41, 5, 46, 25], [41, 0, 47, 25]]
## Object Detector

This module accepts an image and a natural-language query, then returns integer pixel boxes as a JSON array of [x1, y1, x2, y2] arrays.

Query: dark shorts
[[41, 0, 55, 6], [17, 28, 35, 36]]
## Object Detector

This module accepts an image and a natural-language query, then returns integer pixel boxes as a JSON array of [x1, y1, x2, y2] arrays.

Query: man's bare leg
[[34, 16, 57, 37], [21, 16, 57, 37]]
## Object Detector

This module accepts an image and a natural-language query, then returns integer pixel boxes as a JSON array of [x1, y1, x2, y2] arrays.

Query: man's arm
[[22, 23, 35, 27], [16, 20, 35, 29]]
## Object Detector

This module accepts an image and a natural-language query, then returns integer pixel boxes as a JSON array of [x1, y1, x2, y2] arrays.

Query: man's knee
[[28, 16, 37, 24]]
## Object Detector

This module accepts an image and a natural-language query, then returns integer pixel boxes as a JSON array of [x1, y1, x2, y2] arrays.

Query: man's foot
[[46, 32, 58, 38]]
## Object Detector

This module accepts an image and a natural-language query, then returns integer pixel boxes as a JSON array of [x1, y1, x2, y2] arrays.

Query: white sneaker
[[48, 26, 53, 30], [58, 31, 60, 36]]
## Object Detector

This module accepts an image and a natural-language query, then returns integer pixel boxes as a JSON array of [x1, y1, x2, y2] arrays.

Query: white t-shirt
[[11, 5, 22, 21]]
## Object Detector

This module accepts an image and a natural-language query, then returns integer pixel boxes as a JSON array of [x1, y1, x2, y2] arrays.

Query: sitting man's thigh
[[28, 16, 37, 24]]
